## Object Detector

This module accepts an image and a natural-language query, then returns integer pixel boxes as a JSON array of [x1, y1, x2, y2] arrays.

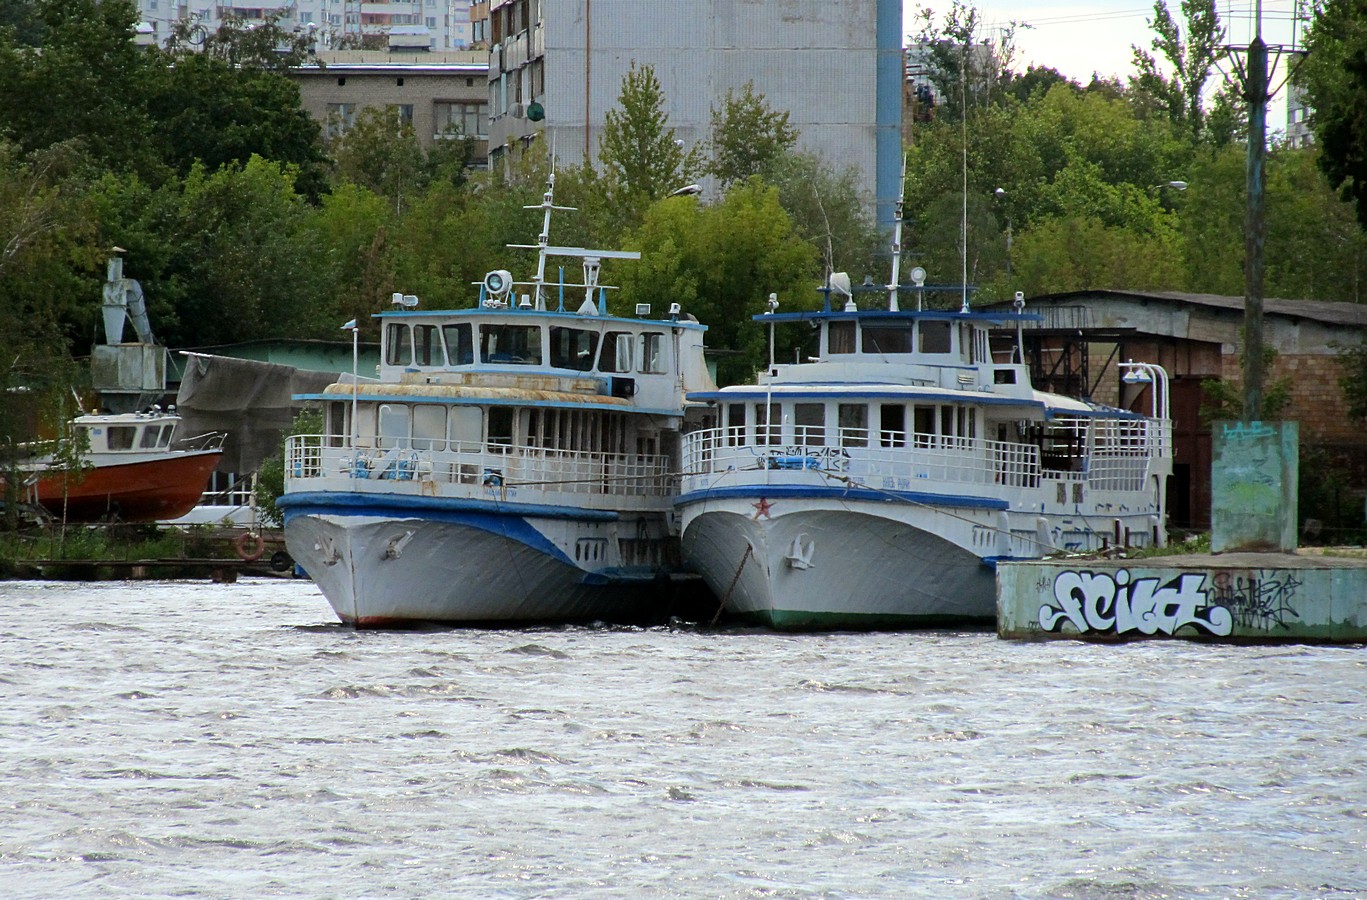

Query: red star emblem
[[752, 497, 774, 520]]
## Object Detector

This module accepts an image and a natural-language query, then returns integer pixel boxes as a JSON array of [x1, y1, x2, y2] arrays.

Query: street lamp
[[993, 187, 1012, 277], [1149, 180, 1188, 194], [669, 183, 701, 197]]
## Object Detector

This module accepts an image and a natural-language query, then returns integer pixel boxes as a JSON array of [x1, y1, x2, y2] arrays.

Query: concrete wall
[[998, 554, 1367, 642]]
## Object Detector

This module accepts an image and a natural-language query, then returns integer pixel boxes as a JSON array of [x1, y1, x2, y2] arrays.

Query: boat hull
[[680, 500, 998, 630], [32, 450, 222, 523], [282, 501, 682, 627]]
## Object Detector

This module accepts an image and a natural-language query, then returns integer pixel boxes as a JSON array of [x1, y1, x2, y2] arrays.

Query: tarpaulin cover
[[174, 353, 337, 473]]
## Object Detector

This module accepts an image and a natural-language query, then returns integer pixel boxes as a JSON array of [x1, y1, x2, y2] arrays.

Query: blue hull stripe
[[278, 490, 619, 521], [279, 495, 587, 567], [674, 483, 1009, 510]]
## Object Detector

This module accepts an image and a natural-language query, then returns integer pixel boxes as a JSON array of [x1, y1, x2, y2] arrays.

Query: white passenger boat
[[677, 277, 1173, 631], [278, 176, 715, 626]]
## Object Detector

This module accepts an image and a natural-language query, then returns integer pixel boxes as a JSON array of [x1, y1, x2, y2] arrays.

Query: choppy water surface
[[1, 579, 1364, 898]]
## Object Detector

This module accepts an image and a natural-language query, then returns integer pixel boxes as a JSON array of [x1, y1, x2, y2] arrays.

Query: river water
[[1, 578, 1363, 899]]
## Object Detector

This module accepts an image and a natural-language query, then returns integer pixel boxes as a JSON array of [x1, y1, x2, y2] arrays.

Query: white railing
[[683, 427, 1044, 491], [683, 418, 1171, 496], [286, 435, 675, 499]]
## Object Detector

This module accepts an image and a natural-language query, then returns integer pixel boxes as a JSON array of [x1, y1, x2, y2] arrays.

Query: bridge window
[[385, 323, 413, 365], [442, 323, 474, 365], [828, 320, 856, 354], [726, 403, 745, 446], [918, 320, 951, 354], [549, 326, 599, 371], [599, 331, 633, 373], [413, 324, 440, 366], [863, 324, 911, 354], [755, 402, 780, 445], [640, 332, 665, 373], [480, 324, 542, 365]]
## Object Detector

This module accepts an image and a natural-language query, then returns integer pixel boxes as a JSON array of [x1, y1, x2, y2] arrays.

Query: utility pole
[[1225, 3, 1300, 422]]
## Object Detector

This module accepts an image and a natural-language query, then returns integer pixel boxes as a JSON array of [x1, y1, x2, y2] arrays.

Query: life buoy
[[234, 532, 265, 562]]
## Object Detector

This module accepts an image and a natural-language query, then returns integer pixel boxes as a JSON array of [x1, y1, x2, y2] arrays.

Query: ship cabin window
[[413, 324, 440, 366], [599, 331, 634, 373], [549, 326, 598, 372], [377, 404, 411, 448], [913, 405, 935, 446], [755, 402, 780, 445], [640, 332, 665, 373], [794, 403, 825, 446], [862, 323, 911, 354], [442, 323, 474, 365], [412, 405, 446, 450], [481, 323, 542, 365], [487, 406, 514, 449], [879, 404, 905, 448], [139, 424, 171, 449], [448, 406, 481, 449], [838, 404, 867, 447], [725, 403, 746, 446], [386, 323, 413, 366], [828, 320, 856, 354], [918, 320, 952, 354], [107, 425, 137, 451], [326, 401, 347, 446], [960, 323, 981, 364]]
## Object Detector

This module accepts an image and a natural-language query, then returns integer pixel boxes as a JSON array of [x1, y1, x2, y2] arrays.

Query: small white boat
[[278, 175, 715, 627], [677, 276, 1173, 631]]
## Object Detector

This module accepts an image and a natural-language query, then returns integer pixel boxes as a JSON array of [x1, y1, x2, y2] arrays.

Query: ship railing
[[175, 430, 227, 452], [286, 435, 674, 498], [682, 427, 1043, 490]]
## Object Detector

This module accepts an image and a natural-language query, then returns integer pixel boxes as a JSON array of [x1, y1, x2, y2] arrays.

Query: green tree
[[1299, 0, 1367, 229], [707, 82, 799, 188], [598, 63, 703, 218], [146, 50, 328, 197], [909, 1, 1025, 122], [1129, 0, 1226, 141], [0, 0, 160, 174], [618, 180, 817, 384]]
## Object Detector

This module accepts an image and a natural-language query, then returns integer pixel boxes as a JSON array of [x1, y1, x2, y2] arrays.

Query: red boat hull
[[33, 451, 222, 523]]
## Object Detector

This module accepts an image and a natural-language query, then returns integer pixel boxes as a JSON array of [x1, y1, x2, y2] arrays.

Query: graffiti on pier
[[1040, 569, 1234, 636], [1211, 570, 1302, 630]]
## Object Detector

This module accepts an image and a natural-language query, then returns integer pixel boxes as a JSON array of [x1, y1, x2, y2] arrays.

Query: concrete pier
[[997, 551, 1367, 643]]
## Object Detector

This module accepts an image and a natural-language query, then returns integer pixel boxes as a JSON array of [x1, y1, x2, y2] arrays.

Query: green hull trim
[[728, 608, 995, 632]]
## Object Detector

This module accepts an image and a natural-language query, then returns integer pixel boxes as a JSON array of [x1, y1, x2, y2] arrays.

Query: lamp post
[[341, 318, 359, 448], [993, 187, 1012, 276]]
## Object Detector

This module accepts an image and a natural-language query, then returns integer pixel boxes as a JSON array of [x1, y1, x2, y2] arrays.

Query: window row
[[330, 401, 660, 457], [719, 400, 980, 448], [825, 319, 989, 362], [386, 321, 667, 374]]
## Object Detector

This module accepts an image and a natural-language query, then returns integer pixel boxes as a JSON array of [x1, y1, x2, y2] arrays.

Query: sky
[[903, 0, 1308, 131]]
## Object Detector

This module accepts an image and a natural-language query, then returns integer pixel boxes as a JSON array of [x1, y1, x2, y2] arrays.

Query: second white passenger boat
[[677, 277, 1173, 631], [279, 176, 715, 626]]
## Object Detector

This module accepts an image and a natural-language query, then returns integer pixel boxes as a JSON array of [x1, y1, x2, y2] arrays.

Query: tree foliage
[[707, 82, 799, 188], [1299, 0, 1367, 229], [1128, 0, 1226, 141], [598, 63, 703, 217]]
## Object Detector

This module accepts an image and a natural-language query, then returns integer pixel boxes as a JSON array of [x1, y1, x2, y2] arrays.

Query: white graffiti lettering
[[1040, 569, 1233, 636]]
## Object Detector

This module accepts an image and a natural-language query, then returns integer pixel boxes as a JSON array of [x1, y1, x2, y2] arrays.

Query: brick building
[[290, 50, 489, 162], [994, 290, 1367, 532]]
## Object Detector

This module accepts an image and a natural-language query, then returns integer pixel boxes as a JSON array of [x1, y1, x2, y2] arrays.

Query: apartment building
[[483, 0, 904, 229]]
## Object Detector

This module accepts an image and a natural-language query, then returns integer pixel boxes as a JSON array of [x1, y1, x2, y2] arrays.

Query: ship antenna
[[888, 155, 907, 312]]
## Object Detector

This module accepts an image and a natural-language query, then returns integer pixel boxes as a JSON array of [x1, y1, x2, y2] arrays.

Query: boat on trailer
[[278, 175, 715, 627], [676, 275, 1173, 631]]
